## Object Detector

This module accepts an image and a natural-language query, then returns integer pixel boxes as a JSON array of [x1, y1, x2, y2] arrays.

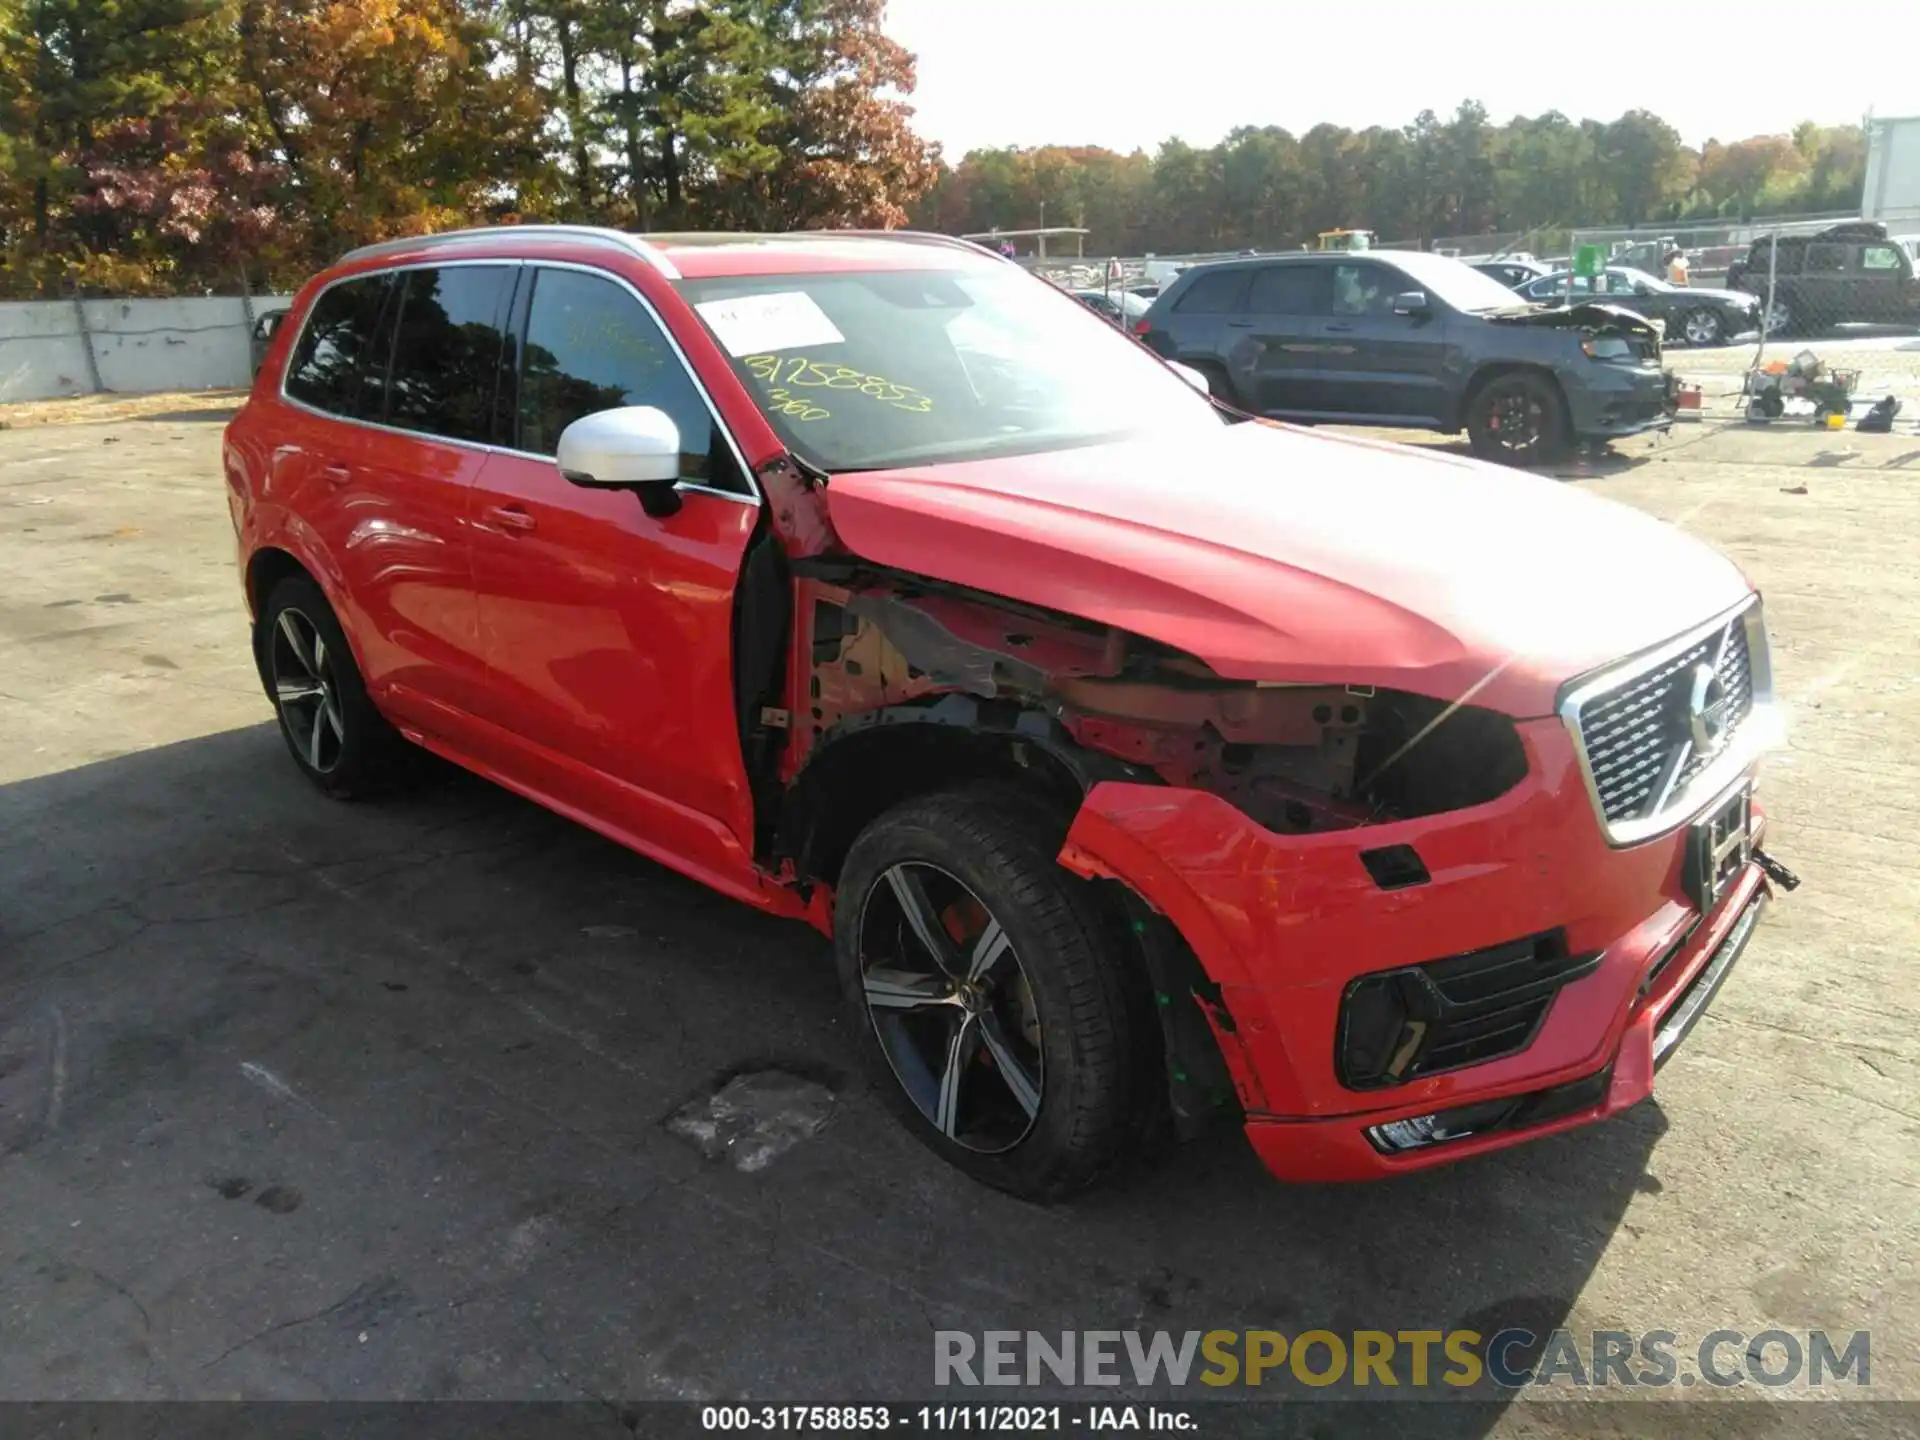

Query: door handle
[[485, 504, 537, 535], [1325, 322, 1356, 333], [321, 464, 352, 487], [1225, 320, 1255, 328]]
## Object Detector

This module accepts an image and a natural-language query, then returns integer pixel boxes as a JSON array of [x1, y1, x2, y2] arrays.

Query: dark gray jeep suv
[[1136, 251, 1677, 463]]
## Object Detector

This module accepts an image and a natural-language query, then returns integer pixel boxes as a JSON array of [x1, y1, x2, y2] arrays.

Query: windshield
[[1380, 251, 1532, 312], [677, 267, 1222, 471]]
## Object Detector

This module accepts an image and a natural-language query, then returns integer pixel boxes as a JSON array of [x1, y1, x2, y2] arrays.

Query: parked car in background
[[1725, 221, 1920, 334], [1472, 258, 1553, 289], [1136, 250, 1676, 462], [1071, 288, 1151, 326], [226, 225, 1780, 1197], [1514, 266, 1758, 347]]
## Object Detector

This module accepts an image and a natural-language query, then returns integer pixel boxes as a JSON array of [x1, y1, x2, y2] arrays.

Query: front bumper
[[1058, 719, 1774, 1183], [1563, 364, 1678, 438]]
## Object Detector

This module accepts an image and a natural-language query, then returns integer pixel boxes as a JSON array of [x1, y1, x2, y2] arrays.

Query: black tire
[[256, 574, 408, 799], [834, 785, 1149, 1200], [1679, 307, 1725, 347], [1466, 371, 1570, 465]]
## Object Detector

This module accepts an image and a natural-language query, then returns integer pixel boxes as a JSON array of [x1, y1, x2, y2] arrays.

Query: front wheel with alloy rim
[[1466, 371, 1570, 465], [1680, 308, 1725, 346], [258, 575, 406, 798], [834, 785, 1149, 1199], [1761, 297, 1794, 336]]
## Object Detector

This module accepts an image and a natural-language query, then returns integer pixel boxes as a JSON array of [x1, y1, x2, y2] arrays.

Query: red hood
[[823, 423, 1752, 717]]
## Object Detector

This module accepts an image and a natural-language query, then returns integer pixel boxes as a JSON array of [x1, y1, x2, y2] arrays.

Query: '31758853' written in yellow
[[742, 353, 935, 421]]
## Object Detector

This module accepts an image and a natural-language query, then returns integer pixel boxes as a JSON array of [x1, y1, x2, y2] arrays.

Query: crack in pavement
[[195, 1274, 398, 1374]]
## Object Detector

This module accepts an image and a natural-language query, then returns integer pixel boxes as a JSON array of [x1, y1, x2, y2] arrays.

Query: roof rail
[[825, 228, 1007, 259], [338, 224, 680, 279]]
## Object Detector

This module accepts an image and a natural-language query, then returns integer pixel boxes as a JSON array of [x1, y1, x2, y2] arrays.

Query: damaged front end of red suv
[[749, 422, 1791, 1183]]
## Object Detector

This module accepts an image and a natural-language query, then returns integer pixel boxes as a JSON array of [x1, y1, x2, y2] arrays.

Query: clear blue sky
[[886, 0, 1914, 158]]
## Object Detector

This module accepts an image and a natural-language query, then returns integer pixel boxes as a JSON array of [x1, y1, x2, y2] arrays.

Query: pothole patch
[[664, 1067, 837, 1172]]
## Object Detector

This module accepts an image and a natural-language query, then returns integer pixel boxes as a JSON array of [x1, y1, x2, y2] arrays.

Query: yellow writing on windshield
[[764, 388, 831, 421], [743, 354, 934, 414]]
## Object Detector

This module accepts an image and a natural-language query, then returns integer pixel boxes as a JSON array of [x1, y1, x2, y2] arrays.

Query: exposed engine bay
[[782, 562, 1528, 841], [1487, 299, 1661, 342]]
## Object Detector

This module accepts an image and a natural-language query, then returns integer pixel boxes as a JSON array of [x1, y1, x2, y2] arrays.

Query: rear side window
[[1861, 244, 1901, 271], [1248, 265, 1327, 314], [1173, 270, 1251, 314], [385, 266, 516, 444], [514, 267, 740, 491], [284, 275, 392, 418]]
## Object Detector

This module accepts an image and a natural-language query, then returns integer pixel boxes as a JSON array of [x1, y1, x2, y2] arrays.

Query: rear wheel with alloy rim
[[835, 785, 1148, 1199], [270, 605, 345, 774], [258, 575, 406, 798]]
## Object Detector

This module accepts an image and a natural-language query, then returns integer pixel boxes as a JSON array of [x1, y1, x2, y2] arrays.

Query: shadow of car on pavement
[[0, 725, 1662, 1420]]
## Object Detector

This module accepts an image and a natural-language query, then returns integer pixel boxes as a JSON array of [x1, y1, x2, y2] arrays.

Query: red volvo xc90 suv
[[224, 226, 1795, 1198]]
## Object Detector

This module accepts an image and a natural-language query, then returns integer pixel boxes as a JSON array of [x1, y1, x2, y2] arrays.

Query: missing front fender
[[1105, 886, 1246, 1140]]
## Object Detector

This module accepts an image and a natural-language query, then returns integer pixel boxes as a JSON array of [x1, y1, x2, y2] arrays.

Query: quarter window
[[284, 274, 393, 418], [1861, 244, 1901, 271], [385, 266, 515, 444], [516, 268, 739, 491]]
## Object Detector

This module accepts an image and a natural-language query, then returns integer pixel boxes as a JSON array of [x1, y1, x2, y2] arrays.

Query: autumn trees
[[918, 108, 1873, 256], [0, 0, 1873, 299], [0, 0, 940, 296]]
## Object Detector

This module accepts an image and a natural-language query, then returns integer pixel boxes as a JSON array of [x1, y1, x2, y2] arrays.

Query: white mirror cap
[[1167, 360, 1211, 396], [555, 405, 682, 486]]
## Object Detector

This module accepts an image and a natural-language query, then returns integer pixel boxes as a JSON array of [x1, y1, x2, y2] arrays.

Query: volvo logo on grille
[[1687, 663, 1734, 752]]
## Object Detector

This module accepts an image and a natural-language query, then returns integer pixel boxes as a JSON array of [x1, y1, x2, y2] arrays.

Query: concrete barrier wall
[[0, 295, 295, 404]]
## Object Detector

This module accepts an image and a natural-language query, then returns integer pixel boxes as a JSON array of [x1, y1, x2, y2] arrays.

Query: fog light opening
[[1335, 972, 1437, 1088]]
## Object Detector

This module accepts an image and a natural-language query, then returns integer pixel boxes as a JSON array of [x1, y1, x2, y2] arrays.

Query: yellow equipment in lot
[[1316, 229, 1374, 252]]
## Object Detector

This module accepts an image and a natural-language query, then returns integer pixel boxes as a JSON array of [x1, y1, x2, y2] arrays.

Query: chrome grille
[[1565, 604, 1764, 840]]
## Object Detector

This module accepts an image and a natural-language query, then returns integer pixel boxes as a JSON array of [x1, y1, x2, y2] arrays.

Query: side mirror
[[556, 406, 684, 518], [1167, 360, 1212, 396], [1390, 290, 1431, 317]]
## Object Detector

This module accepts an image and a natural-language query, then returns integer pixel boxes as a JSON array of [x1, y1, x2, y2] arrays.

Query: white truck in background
[[1863, 114, 1920, 225]]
